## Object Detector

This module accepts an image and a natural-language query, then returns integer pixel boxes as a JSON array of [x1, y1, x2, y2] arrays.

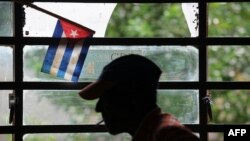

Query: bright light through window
[[23, 3, 116, 37]]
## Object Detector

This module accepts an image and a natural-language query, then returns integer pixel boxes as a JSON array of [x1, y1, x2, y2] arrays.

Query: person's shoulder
[[155, 126, 200, 141]]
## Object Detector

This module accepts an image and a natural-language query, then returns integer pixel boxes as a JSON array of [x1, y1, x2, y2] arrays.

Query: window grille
[[0, 0, 249, 141]]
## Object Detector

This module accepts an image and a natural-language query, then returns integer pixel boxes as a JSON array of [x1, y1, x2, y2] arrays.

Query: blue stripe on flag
[[41, 20, 63, 73], [57, 42, 74, 78], [71, 41, 90, 82]]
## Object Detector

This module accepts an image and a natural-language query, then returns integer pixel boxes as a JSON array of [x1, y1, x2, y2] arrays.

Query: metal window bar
[[0, 0, 250, 141]]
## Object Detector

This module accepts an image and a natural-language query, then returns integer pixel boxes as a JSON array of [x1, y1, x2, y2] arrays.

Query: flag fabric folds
[[41, 20, 95, 82]]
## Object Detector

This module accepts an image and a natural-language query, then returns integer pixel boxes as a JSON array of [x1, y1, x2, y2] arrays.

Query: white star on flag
[[70, 29, 79, 37]]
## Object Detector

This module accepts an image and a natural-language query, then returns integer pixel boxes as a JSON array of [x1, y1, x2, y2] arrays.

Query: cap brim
[[78, 81, 115, 100]]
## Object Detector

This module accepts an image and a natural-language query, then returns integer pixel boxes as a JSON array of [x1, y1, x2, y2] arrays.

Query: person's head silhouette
[[79, 54, 199, 141], [79, 54, 161, 135]]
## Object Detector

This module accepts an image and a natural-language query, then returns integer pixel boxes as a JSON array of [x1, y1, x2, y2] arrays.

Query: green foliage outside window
[[106, 3, 250, 126], [207, 3, 250, 126], [106, 4, 189, 37]]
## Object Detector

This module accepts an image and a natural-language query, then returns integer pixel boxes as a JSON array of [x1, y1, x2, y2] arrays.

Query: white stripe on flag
[[50, 33, 68, 76], [64, 39, 84, 81]]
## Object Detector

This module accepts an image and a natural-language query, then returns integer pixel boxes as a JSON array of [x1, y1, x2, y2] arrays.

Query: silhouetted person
[[79, 54, 200, 141]]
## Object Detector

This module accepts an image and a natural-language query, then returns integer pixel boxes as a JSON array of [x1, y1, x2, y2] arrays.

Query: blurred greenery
[[208, 3, 250, 37], [207, 3, 250, 141], [210, 90, 250, 124], [106, 3, 189, 37], [206, 4, 250, 136], [106, 3, 250, 127], [1, 2, 250, 141], [208, 46, 250, 81]]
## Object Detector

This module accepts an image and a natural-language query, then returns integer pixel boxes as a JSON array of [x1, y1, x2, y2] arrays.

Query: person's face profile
[[95, 86, 129, 114], [94, 85, 136, 135]]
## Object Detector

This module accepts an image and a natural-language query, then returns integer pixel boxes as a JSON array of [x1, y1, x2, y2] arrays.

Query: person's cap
[[79, 54, 162, 100]]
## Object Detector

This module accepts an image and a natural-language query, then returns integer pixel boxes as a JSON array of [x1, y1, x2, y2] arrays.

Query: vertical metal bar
[[198, 0, 208, 141], [14, 2, 24, 141]]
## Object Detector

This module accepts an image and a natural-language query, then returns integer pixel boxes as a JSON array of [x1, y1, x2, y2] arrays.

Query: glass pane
[[0, 46, 13, 81], [23, 90, 199, 125], [23, 3, 195, 38], [209, 90, 250, 124], [23, 133, 131, 141], [209, 132, 223, 141], [208, 46, 250, 81], [0, 2, 13, 36], [23, 45, 198, 82], [158, 90, 199, 124], [208, 3, 250, 37], [0, 90, 12, 125], [0, 134, 12, 141], [24, 3, 116, 37], [23, 90, 101, 125]]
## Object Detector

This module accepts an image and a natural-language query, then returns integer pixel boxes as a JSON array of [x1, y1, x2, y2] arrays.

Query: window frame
[[0, 0, 250, 141]]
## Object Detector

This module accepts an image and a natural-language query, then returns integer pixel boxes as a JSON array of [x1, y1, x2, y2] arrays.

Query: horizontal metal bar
[[207, 0, 250, 2], [5, 0, 209, 3], [0, 125, 106, 134], [1, 82, 250, 90], [23, 125, 107, 133], [159, 82, 250, 89], [0, 82, 88, 90], [0, 37, 200, 46], [2, 124, 247, 134], [206, 82, 250, 89], [0, 126, 15, 134], [4, 0, 250, 3], [1, 37, 249, 46], [0, 125, 200, 134], [206, 37, 250, 45]]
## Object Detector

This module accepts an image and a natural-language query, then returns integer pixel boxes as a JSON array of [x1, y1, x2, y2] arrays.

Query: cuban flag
[[41, 19, 95, 82]]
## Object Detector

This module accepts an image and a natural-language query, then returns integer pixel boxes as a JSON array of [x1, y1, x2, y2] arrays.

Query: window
[[0, 1, 249, 141]]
